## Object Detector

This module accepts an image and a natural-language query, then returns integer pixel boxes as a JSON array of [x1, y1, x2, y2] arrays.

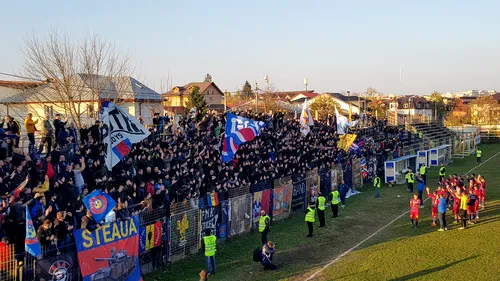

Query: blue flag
[[222, 113, 265, 162], [25, 206, 41, 257], [82, 190, 116, 223]]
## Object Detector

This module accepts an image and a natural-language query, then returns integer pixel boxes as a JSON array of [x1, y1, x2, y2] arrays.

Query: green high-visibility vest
[[203, 235, 217, 257], [419, 132, 423, 139], [419, 165, 426, 175], [317, 196, 326, 210], [406, 173, 415, 183], [330, 191, 340, 205], [477, 150, 482, 157], [439, 167, 445, 176], [305, 207, 315, 222], [374, 177, 381, 188], [259, 215, 269, 232]]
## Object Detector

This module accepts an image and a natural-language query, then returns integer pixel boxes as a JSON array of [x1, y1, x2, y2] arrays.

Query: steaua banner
[[74, 216, 142, 281]]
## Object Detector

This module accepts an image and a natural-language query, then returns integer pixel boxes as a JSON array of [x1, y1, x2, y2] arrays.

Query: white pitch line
[[305, 150, 500, 281]]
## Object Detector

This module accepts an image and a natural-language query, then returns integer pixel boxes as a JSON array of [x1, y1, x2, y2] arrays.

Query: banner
[[218, 201, 229, 239], [229, 195, 252, 236], [319, 172, 332, 197], [222, 112, 266, 162], [272, 185, 292, 219], [74, 216, 142, 281], [139, 221, 163, 253], [170, 210, 199, 257], [352, 158, 362, 189], [201, 207, 219, 238], [337, 134, 357, 151], [101, 101, 151, 170], [306, 170, 320, 204], [82, 189, 116, 223], [291, 179, 307, 212], [36, 250, 78, 281], [25, 206, 41, 257], [252, 189, 271, 226]]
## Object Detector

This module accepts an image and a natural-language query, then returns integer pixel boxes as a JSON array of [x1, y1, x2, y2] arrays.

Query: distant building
[[443, 90, 497, 98], [162, 82, 224, 114], [322, 92, 368, 114]]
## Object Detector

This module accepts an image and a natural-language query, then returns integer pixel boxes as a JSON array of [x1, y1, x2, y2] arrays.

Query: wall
[[202, 84, 223, 106]]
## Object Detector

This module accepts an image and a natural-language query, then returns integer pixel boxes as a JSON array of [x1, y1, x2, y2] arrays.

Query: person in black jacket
[[53, 114, 67, 149]]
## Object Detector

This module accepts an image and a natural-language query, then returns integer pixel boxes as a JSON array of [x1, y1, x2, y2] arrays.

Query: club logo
[[89, 195, 107, 214], [49, 260, 71, 281]]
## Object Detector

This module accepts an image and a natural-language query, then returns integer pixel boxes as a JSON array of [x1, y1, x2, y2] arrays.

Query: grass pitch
[[148, 144, 500, 281]]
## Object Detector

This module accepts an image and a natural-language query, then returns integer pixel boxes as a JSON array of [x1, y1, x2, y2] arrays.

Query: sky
[[1, 0, 499, 95]]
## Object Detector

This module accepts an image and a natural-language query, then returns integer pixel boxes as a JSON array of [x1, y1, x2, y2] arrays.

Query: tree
[[185, 86, 208, 115], [204, 73, 212, 82], [241, 80, 254, 98], [470, 96, 499, 124], [429, 91, 445, 122], [309, 95, 340, 120], [22, 31, 131, 127], [368, 97, 387, 119]]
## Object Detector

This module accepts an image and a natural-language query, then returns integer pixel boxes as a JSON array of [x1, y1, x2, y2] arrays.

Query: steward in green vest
[[418, 131, 423, 140], [259, 210, 270, 246], [476, 148, 482, 164], [305, 203, 316, 237], [374, 176, 381, 198], [202, 229, 217, 275], [439, 166, 446, 181], [405, 170, 415, 192], [419, 164, 427, 184], [329, 188, 340, 217], [316, 193, 326, 227]]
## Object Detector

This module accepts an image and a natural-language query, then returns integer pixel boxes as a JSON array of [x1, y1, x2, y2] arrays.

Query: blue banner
[[25, 206, 41, 257], [82, 190, 116, 223], [74, 216, 142, 281], [291, 179, 307, 212]]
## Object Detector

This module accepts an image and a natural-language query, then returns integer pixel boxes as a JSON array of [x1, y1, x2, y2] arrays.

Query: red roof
[[0, 80, 46, 89]]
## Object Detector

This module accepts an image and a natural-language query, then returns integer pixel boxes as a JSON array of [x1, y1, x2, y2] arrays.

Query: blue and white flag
[[300, 100, 314, 136], [101, 101, 150, 170], [222, 113, 266, 162], [335, 107, 358, 135], [82, 189, 116, 223], [25, 206, 41, 257]]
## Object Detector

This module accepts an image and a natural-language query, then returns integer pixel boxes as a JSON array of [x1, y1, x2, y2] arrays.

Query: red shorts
[[452, 205, 459, 215], [467, 206, 475, 213], [431, 207, 438, 218], [410, 212, 419, 220], [474, 201, 479, 212]]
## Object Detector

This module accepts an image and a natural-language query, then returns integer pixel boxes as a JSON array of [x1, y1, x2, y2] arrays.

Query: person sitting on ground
[[261, 241, 277, 270]]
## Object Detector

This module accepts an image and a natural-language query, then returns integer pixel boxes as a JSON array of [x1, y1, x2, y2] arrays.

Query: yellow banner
[[337, 134, 357, 151]]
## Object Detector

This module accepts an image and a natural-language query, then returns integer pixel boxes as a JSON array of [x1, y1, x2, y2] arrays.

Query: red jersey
[[410, 199, 421, 213]]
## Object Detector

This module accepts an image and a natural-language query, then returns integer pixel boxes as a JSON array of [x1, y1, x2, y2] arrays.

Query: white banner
[[101, 102, 150, 170]]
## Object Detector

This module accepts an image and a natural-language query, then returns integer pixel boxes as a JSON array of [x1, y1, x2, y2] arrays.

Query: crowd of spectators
[[0, 110, 406, 258]]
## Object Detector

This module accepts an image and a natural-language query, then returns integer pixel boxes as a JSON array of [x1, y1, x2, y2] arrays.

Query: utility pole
[[348, 91, 352, 122], [304, 78, 308, 91], [224, 89, 227, 111], [255, 81, 259, 113]]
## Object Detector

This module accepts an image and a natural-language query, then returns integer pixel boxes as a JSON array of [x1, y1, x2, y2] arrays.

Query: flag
[[82, 190, 116, 223], [337, 134, 357, 152], [25, 206, 41, 257], [101, 101, 150, 170], [300, 100, 314, 136], [335, 107, 359, 135], [207, 192, 219, 207], [222, 112, 266, 162]]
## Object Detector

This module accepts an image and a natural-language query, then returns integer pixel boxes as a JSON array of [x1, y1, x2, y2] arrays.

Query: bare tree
[[22, 31, 132, 127]]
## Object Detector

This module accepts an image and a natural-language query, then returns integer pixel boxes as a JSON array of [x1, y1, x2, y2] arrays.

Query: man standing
[[338, 180, 348, 207], [437, 194, 447, 231], [476, 148, 482, 164], [39, 115, 54, 154], [374, 174, 381, 198], [409, 193, 421, 228], [316, 192, 326, 227], [53, 114, 67, 149], [459, 190, 468, 230], [405, 169, 415, 193], [329, 187, 340, 218], [305, 202, 315, 237], [202, 229, 216, 276], [419, 164, 427, 184], [24, 113, 38, 153], [416, 175, 425, 208], [439, 165, 446, 182], [259, 210, 270, 246]]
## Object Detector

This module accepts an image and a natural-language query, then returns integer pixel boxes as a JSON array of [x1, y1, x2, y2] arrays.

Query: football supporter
[[425, 187, 439, 227], [409, 193, 421, 228]]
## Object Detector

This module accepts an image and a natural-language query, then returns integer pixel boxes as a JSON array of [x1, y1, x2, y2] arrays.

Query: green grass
[[147, 144, 500, 281]]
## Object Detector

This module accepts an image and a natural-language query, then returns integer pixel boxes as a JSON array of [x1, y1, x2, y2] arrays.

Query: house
[[162, 82, 224, 114], [387, 95, 435, 124], [322, 92, 368, 114], [0, 74, 162, 129]]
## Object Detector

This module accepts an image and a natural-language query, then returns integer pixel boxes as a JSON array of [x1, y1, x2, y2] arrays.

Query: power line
[[0, 72, 44, 82]]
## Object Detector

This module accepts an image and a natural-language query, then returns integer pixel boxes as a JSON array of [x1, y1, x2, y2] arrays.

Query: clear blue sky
[[1, 0, 499, 95]]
